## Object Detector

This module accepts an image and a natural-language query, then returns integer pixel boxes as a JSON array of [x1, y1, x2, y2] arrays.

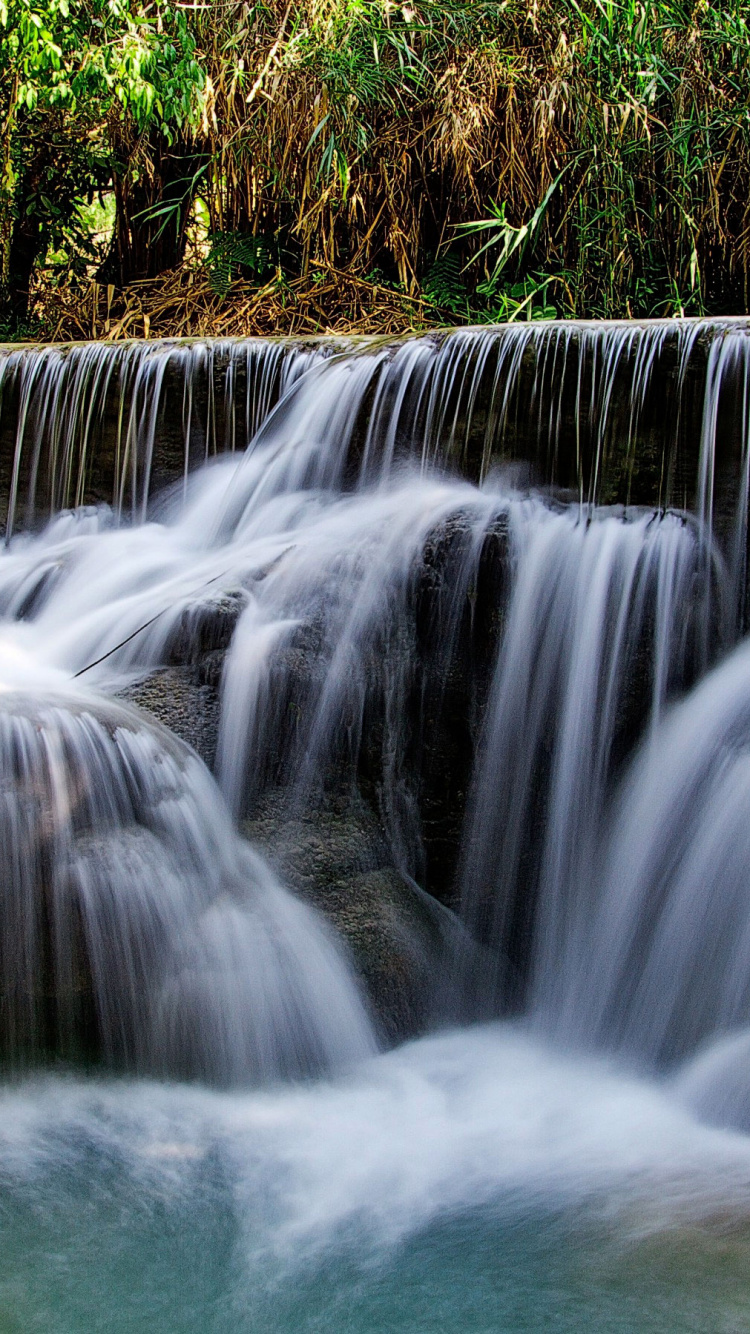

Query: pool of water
[[1, 1025, 749, 1333]]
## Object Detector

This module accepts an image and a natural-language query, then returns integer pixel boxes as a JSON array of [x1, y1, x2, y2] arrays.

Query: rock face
[[120, 668, 464, 1041], [118, 672, 453, 1039], [119, 666, 221, 770], [115, 517, 507, 1038], [242, 791, 456, 1042]]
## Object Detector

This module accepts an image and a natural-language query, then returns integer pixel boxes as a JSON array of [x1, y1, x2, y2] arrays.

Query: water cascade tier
[[3, 319, 750, 553], [0, 685, 374, 1081], [0, 319, 750, 1124], [6, 319, 750, 1326]]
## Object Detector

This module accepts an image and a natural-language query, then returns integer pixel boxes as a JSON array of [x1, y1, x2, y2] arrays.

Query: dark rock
[[164, 591, 246, 667], [117, 666, 221, 769], [116, 669, 461, 1041], [242, 790, 459, 1042]]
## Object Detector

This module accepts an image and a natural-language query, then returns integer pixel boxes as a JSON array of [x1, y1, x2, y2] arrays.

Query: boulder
[[242, 790, 462, 1042]]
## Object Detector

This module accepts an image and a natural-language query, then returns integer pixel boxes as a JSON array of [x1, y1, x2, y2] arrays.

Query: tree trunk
[[1, 134, 53, 330], [99, 133, 206, 286]]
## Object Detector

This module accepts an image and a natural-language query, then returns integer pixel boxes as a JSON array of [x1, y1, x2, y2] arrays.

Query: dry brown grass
[[32, 265, 434, 342]]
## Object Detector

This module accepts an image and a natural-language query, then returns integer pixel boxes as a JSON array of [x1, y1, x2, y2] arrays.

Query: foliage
[[186, 0, 750, 321], [8, 0, 750, 331], [205, 231, 276, 294], [0, 0, 206, 312]]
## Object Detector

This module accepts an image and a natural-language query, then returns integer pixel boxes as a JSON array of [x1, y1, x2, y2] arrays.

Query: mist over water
[[3, 1028, 750, 1332], [2, 323, 750, 1327]]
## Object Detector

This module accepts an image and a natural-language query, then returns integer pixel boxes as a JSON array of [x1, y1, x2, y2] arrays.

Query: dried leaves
[[33, 265, 433, 342]]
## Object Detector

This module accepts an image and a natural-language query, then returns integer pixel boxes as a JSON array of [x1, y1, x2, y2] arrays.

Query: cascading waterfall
[[0, 321, 744, 515], [3, 321, 750, 1327], [0, 322, 749, 1067], [0, 337, 334, 534], [459, 504, 719, 1014], [549, 636, 750, 1072], [0, 677, 374, 1082]]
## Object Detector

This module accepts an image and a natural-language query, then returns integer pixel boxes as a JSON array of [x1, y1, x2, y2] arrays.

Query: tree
[[0, 0, 207, 325]]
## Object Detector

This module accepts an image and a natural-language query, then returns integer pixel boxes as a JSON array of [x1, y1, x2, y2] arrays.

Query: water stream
[[1, 321, 750, 1329]]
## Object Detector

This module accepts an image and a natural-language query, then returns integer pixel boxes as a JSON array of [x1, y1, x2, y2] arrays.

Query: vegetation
[[2, 0, 750, 338]]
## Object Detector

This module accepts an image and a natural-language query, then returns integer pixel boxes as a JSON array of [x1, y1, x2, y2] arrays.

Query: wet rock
[[117, 666, 221, 769], [242, 790, 457, 1042], [164, 592, 246, 667], [116, 669, 459, 1041]]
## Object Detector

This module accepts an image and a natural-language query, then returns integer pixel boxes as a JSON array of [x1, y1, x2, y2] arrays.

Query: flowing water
[[1, 321, 750, 1329]]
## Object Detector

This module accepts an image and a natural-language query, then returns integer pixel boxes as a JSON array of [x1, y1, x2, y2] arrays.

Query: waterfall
[[459, 503, 719, 1014], [0, 682, 375, 1080], [547, 636, 750, 1068], [0, 338, 333, 534], [7, 321, 750, 1332], [3, 319, 750, 1117], [4, 319, 750, 525]]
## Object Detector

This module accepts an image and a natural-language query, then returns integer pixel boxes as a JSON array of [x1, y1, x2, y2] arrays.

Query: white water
[[0, 338, 333, 532], [0, 339, 739, 1074], [459, 504, 715, 1011], [552, 637, 750, 1075], [5, 1027, 750, 1254], [0, 686, 374, 1081], [3, 1026, 750, 1331], [2, 325, 750, 1324], [4, 319, 750, 528]]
